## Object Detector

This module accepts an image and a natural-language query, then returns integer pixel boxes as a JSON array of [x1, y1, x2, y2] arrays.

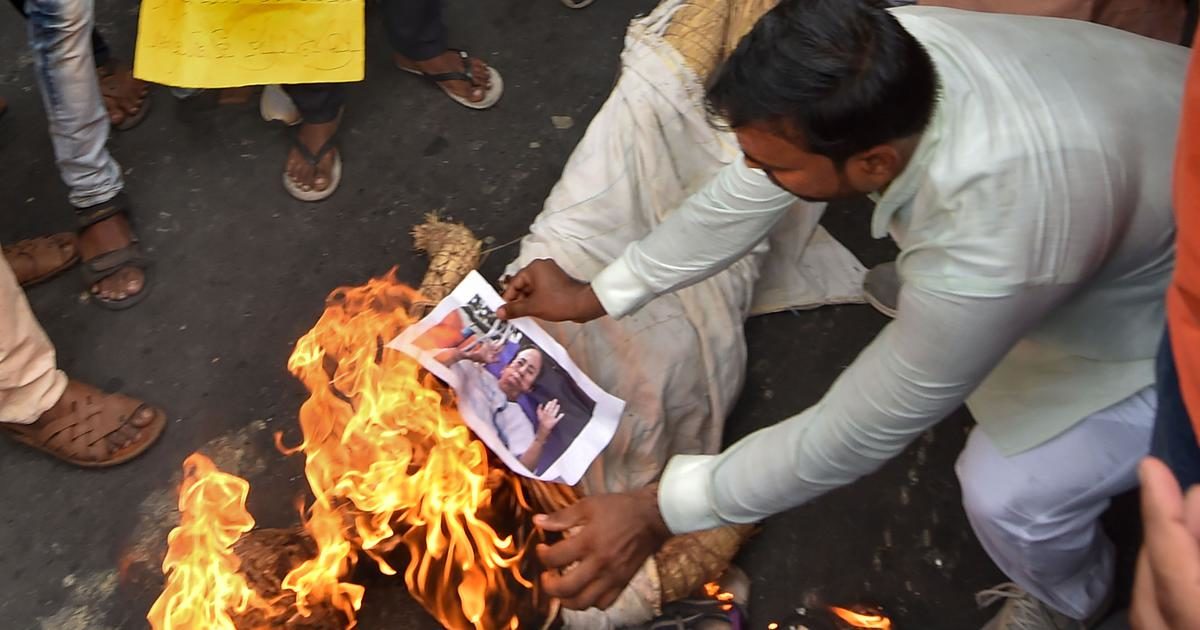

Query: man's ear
[[849, 144, 903, 185]]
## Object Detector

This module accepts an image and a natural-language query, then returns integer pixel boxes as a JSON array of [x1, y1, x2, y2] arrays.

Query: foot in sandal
[[394, 49, 504, 109], [284, 116, 342, 202], [77, 194, 150, 310], [3, 233, 79, 287], [1, 380, 166, 467], [97, 59, 151, 131]]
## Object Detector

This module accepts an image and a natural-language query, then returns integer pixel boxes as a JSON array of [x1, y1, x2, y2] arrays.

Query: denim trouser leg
[[10, 0, 112, 67], [24, 0, 123, 209]]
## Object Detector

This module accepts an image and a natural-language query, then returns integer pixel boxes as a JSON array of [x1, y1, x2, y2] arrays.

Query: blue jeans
[[1149, 328, 1200, 489], [24, 0, 123, 209]]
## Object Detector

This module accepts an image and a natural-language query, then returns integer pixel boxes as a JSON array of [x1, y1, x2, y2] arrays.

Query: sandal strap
[[6, 384, 152, 463], [3, 234, 75, 280], [423, 50, 477, 86], [81, 240, 146, 285], [76, 193, 131, 229], [35, 404, 123, 450], [289, 127, 339, 166]]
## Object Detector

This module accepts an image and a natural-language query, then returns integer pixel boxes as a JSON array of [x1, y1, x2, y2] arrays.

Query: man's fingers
[[543, 556, 605, 602], [534, 501, 589, 533], [535, 532, 590, 569], [1132, 549, 1167, 630], [1183, 485, 1200, 540], [1139, 457, 1200, 625], [498, 300, 526, 321], [593, 585, 625, 611], [508, 270, 533, 295], [1141, 458, 1185, 527]]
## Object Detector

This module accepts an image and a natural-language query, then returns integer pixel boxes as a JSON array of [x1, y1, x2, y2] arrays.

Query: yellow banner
[[133, 0, 364, 88]]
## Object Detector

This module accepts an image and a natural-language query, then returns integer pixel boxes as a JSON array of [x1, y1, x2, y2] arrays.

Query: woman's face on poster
[[498, 348, 543, 399]]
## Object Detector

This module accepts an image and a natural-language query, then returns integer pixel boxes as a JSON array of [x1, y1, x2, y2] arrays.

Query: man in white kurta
[[500, 2, 1185, 627]]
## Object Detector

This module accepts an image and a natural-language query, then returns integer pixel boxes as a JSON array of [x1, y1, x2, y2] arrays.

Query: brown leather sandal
[[1, 380, 166, 467], [78, 194, 152, 310], [98, 60, 151, 131], [3, 233, 79, 287]]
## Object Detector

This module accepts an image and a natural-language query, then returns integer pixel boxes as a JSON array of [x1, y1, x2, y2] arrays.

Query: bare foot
[[285, 118, 340, 195], [395, 51, 493, 104], [78, 214, 145, 303], [98, 62, 149, 128]]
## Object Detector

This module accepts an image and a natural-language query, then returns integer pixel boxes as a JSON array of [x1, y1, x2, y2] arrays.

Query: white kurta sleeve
[[656, 280, 1077, 533], [590, 159, 799, 318]]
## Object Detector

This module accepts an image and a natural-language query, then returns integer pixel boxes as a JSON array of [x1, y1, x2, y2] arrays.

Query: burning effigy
[[145, 0, 881, 624], [146, 216, 753, 630]]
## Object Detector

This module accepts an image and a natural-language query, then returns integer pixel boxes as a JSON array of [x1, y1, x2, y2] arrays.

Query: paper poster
[[133, 0, 364, 88], [388, 272, 623, 485]]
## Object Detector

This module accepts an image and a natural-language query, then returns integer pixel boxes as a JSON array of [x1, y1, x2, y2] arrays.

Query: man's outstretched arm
[[500, 160, 802, 322], [534, 278, 1074, 610]]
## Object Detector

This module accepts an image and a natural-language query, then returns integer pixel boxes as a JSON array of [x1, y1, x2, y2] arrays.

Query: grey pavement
[[0, 0, 1139, 628]]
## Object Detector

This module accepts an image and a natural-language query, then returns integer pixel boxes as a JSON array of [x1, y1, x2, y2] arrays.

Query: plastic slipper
[[397, 49, 504, 110], [260, 84, 302, 126], [283, 126, 342, 202]]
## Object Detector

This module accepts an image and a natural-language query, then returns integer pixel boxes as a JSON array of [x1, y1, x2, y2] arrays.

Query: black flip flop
[[283, 125, 342, 202]]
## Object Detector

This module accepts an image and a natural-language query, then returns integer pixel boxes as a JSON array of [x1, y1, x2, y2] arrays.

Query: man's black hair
[[706, 0, 938, 164]]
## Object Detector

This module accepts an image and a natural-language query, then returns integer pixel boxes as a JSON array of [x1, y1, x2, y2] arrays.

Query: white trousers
[[956, 386, 1157, 620], [0, 257, 66, 425]]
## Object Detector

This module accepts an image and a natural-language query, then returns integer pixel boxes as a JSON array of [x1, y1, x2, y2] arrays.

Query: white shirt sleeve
[[496, 403, 536, 456], [656, 280, 1077, 533], [591, 159, 798, 318]]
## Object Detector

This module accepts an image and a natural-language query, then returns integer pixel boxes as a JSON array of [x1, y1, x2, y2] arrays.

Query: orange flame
[[830, 606, 893, 629], [701, 581, 735, 612], [148, 454, 272, 629], [280, 273, 528, 629], [149, 273, 536, 630]]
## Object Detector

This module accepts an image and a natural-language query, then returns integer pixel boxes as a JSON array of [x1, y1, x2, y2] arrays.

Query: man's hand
[[536, 399, 564, 438], [1132, 457, 1200, 629], [535, 486, 671, 610], [498, 259, 607, 323], [460, 337, 502, 364]]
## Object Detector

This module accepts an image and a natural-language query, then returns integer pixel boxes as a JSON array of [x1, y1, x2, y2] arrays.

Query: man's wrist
[[637, 484, 670, 541], [573, 284, 607, 323]]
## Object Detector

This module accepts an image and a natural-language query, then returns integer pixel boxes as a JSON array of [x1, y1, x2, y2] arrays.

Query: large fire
[[150, 273, 534, 629]]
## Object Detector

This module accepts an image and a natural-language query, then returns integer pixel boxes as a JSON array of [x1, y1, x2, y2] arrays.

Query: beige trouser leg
[[920, 0, 1186, 43], [0, 256, 66, 424]]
